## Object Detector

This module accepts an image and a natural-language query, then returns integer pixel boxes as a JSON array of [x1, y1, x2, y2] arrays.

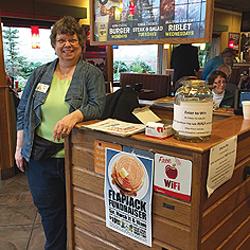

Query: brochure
[[81, 119, 145, 137]]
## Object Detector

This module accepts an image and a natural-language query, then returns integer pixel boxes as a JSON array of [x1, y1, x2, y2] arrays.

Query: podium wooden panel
[[65, 115, 250, 250]]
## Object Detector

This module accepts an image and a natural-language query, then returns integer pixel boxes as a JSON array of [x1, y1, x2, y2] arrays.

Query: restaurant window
[[2, 26, 56, 89], [113, 44, 158, 82]]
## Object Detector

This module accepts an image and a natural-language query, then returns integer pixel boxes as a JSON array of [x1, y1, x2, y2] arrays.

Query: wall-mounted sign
[[105, 148, 154, 246], [90, 0, 213, 45], [228, 32, 240, 51], [206, 136, 237, 198], [154, 153, 192, 202], [94, 140, 122, 175]]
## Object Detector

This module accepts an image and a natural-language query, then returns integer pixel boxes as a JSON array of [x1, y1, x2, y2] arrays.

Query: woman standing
[[15, 16, 106, 250]]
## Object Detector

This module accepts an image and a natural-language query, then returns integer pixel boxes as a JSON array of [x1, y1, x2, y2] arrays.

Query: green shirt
[[36, 74, 70, 157]]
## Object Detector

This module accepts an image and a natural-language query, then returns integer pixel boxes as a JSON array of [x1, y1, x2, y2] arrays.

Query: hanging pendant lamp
[[31, 25, 40, 49]]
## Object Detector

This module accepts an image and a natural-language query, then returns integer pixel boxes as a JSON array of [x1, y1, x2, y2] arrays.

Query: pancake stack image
[[111, 155, 145, 196]]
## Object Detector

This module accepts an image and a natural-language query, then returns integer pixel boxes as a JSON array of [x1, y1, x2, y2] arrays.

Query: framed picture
[[228, 32, 240, 51], [90, 0, 214, 45]]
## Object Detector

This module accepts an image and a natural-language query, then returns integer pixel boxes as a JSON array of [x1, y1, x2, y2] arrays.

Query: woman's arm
[[15, 130, 25, 172], [53, 110, 84, 141], [78, 67, 106, 120], [16, 68, 42, 130]]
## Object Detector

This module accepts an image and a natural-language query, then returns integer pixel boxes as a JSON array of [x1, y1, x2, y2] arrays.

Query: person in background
[[208, 70, 234, 109], [15, 16, 106, 250], [238, 71, 250, 89], [217, 63, 232, 80], [202, 48, 235, 81], [171, 43, 200, 85], [216, 63, 239, 94]]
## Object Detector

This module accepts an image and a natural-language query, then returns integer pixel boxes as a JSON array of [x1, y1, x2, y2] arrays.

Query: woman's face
[[54, 33, 82, 63], [213, 75, 226, 94]]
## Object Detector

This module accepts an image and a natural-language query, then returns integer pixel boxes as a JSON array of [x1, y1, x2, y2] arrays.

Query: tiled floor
[[0, 173, 45, 250]]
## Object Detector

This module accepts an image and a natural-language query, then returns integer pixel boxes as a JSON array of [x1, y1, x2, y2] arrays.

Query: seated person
[[217, 64, 232, 80], [238, 71, 250, 89], [208, 70, 234, 109], [202, 48, 235, 81], [217, 64, 238, 93]]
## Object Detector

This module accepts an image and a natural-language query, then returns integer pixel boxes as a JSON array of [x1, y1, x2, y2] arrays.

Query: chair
[[101, 87, 141, 123], [120, 72, 171, 100]]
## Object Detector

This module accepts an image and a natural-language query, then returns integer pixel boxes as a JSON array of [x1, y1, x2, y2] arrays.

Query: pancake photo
[[110, 154, 148, 197]]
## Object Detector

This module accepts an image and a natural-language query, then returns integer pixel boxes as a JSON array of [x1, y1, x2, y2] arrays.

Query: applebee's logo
[[159, 156, 181, 179], [159, 156, 181, 191], [157, 126, 164, 133], [165, 164, 178, 179]]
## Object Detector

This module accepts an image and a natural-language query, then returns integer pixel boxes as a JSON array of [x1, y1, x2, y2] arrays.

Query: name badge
[[36, 83, 49, 93]]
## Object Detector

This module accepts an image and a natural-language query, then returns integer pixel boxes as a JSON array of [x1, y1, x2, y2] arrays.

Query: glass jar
[[173, 79, 213, 142]]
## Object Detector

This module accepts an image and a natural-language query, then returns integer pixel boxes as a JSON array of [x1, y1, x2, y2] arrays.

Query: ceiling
[[41, 0, 250, 13], [0, 0, 87, 21], [215, 0, 250, 12]]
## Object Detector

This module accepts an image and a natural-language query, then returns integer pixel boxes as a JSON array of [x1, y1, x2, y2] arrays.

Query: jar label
[[173, 102, 213, 137]]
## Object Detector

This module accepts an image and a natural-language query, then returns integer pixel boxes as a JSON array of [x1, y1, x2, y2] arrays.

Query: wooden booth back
[[120, 72, 171, 100]]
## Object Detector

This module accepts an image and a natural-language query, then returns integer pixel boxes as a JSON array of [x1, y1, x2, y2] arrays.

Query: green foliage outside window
[[113, 59, 153, 81], [113, 60, 129, 81], [129, 60, 152, 73], [3, 27, 42, 89]]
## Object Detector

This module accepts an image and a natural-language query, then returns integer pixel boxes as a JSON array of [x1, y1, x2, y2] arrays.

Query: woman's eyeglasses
[[56, 38, 79, 46], [213, 80, 226, 85]]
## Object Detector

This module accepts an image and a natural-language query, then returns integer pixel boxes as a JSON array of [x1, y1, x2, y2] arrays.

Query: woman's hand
[[15, 147, 25, 172], [15, 130, 25, 172], [53, 110, 84, 141]]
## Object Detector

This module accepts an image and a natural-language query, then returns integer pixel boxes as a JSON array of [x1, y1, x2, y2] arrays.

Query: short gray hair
[[50, 16, 85, 49]]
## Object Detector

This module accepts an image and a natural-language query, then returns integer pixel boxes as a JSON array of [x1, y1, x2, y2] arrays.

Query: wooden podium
[[65, 114, 250, 250]]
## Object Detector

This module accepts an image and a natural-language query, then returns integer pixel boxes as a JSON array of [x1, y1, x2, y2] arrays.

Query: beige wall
[[38, 0, 90, 25], [214, 8, 242, 51], [80, 0, 90, 25]]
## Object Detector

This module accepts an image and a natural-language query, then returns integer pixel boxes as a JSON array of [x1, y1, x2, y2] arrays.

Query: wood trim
[[0, 20, 15, 179], [201, 199, 250, 249], [106, 45, 113, 85], [65, 135, 75, 250], [0, 17, 6, 86], [219, 216, 250, 250], [202, 178, 250, 236], [236, 234, 250, 250], [190, 153, 205, 250]]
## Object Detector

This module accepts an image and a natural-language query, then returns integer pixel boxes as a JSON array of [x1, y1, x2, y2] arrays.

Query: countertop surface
[[76, 114, 250, 153]]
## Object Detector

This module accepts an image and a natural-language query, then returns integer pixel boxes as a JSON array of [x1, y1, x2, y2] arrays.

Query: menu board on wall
[[90, 0, 213, 45]]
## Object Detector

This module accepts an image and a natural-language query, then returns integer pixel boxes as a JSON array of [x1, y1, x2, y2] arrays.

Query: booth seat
[[120, 72, 171, 100], [230, 64, 250, 85]]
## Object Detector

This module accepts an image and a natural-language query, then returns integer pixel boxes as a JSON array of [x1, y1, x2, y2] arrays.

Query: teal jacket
[[17, 59, 106, 161], [201, 55, 224, 81]]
